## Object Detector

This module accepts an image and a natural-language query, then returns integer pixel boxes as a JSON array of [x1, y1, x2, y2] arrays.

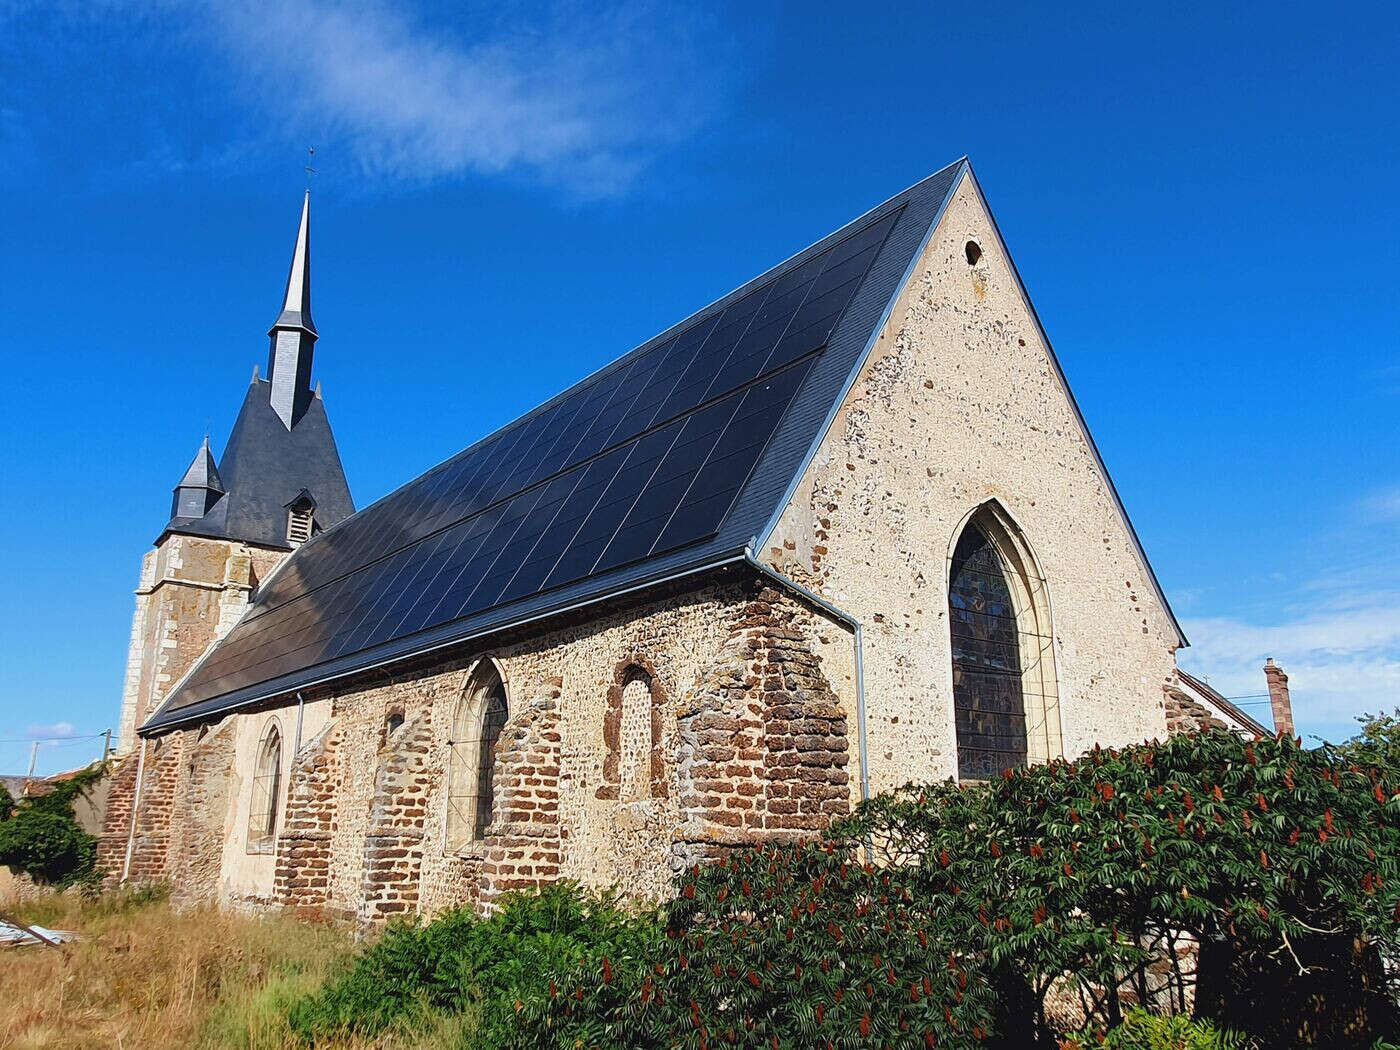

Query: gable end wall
[[764, 171, 1178, 792]]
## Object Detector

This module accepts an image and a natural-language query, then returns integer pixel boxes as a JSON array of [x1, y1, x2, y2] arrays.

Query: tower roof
[[175, 436, 224, 494], [160, 192, 353, 549]]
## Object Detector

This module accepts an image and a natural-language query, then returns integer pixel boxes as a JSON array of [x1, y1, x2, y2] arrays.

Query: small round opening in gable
[[964, 240, 982, 266]]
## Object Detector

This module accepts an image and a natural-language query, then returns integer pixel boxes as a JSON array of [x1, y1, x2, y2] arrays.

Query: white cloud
[[199, 0, 734, 196], [23, 721, 79, 740], [1180, 600, 1400, 743]]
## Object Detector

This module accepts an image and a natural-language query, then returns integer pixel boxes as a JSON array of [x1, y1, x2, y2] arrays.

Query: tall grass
[[0, 886, 362, 1050]]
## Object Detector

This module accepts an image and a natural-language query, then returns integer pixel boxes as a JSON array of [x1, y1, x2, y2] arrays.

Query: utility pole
[[26, 740, 39, 779], [101, 729, 113, 764]]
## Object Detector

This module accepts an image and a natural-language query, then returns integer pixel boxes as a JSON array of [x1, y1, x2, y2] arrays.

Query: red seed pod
[[1377, 785, 1389, 805], [939, 849, 951, 868], [817, 1003, 826, 1023], [602, 957, 613, 985], [748, 971, 761, 988], [860, 1013, 872, 1038], [989, 841, 1001, 859], [918, 929, 929, 948], [795, 964, 803, 979], [1260, 850, 1269, 869], [549, 980, 557, 998], [910, 982, 920, 1002], [1319, 829, 1329, 844], [1242, 810, 1253, 830], [1030, 843, 1044, 859], [923, 975, 934, 996], [684, 883, 696, 900], [1288, 829, 1300, 845], [925, 1032, 938, 1048], [887, 968, 897, 986], [1257, 793, 1269, 812], [1063, 862, 1074, 877]]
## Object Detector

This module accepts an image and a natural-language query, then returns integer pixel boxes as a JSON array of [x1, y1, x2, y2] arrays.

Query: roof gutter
[[741, 550, 870, 812], [141, 551, 753, 735]]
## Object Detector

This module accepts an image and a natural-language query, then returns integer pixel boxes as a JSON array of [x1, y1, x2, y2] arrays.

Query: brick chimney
[[1263, 658, 1295, 737]]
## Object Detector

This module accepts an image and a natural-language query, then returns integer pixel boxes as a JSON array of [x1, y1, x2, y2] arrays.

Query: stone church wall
[[100, 575, 854, 922], [765, 169, 1178, 793]]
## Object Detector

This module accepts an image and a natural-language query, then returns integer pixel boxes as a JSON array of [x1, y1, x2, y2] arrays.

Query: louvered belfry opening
[[949, 525, 1029, 780]]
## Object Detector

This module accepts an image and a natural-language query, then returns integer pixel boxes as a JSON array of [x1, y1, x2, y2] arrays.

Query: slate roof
[[145, 158, 1183, 734], [165, 379, 354, 549]]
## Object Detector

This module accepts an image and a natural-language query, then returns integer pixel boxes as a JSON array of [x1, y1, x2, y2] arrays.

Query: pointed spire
[[272, 190, 316, 336], [267, 191, 319, 430], [169, 436, 225, 522]]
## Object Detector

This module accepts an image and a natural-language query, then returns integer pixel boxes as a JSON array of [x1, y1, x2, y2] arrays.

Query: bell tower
[[114, 193, 355, 752]]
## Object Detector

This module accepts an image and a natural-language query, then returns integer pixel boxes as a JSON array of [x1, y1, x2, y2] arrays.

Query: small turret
[[169, 436, 225, 522]]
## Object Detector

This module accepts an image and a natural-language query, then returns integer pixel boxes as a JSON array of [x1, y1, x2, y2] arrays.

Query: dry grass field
[[0, 889, 470, 1050]]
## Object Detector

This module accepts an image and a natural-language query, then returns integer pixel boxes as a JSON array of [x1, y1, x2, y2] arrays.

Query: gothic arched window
[[949, 524, 1029, 780], [947, 505, 1062, 780], [447, 663, 508, 851], [247, 722, 283, 853]]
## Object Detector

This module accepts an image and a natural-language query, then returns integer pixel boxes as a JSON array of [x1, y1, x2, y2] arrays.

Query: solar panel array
[[169, 208, 901, 711]]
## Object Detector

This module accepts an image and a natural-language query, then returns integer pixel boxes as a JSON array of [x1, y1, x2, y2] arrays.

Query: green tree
[[0, 763, 103, 887]]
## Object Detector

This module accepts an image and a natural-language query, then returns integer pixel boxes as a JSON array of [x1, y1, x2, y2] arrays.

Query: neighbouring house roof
[[145, 158, 1184, 734], [1174, 669, 1271, 737]]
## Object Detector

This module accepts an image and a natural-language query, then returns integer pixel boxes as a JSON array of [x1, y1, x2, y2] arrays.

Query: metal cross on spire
[[304, 146, 318, 191]]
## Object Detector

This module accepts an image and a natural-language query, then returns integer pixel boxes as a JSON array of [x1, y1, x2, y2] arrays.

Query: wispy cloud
[[22, 721, 79, 741], [1179, 483, 1400, 742], [2, 1, 739, 197], [205, 1, 733, 196]]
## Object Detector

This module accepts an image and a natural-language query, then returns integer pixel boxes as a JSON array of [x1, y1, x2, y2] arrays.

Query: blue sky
[[1, 1, 1397, 775]]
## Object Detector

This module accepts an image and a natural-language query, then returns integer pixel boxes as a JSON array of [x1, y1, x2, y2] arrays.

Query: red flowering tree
[[521, 728, 1398, 1048]]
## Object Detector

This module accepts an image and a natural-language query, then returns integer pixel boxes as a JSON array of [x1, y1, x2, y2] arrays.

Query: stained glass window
[[948, 525, 1028, 780]]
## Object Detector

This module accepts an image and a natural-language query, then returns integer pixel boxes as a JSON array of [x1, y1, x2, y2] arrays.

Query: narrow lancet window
[[949, 525, 1028, 779], [247, 723, 283, 852], [447, 663, 508, 851]]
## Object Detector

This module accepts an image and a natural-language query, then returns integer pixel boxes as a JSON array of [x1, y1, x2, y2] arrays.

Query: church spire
[[267, 191, 318, 430]]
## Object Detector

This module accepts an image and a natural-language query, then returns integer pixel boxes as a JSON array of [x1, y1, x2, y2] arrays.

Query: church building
[[100, 159, 1233, 921]]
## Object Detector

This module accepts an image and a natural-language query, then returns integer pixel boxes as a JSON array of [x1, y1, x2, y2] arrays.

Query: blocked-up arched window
[[446, 662, 508, 851], [247, 722, 282, 852], [948, 505, 1061, 780], [618, 669, 654, 802]]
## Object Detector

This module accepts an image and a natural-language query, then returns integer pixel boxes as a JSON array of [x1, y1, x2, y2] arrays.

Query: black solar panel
[[166, 206, 902, 711]]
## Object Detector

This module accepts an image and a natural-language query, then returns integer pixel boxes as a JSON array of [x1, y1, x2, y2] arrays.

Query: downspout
[[120, 737, 149, 885], [293, 691, 305, 754], [741, 550, 871, 812]]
